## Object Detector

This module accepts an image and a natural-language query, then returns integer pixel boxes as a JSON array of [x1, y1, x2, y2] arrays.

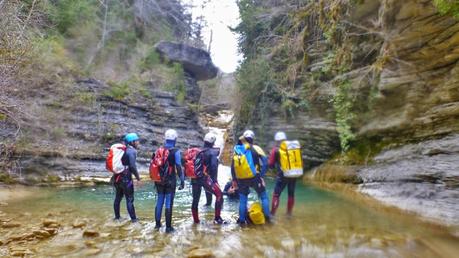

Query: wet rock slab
[[358, 134, 459, 226]]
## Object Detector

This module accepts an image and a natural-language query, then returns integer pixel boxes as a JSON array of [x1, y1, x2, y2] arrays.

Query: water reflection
[[1, 166, 458, 257]]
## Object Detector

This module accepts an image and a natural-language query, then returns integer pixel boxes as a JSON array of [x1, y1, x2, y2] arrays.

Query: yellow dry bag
[[248, 202, 265, 225], [279, 140, 304, 178]]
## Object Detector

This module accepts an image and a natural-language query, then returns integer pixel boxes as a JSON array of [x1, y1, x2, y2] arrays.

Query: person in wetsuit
[[191, 132, 225, 224], [269, 131, 297, 216], [231, 130, 271, 225], [153, 129, 185, 233], [113, 133, 141, 222]]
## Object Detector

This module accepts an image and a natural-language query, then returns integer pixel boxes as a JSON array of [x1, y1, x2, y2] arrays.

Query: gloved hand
[[232, 180, 238, 190], [179, 180, 185, 190]]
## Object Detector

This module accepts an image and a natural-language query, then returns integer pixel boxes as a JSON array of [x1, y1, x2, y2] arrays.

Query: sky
[[183, 0, 242, 73]]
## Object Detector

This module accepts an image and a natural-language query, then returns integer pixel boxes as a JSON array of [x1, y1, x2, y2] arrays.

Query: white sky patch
[[184, 0, 242, 73]]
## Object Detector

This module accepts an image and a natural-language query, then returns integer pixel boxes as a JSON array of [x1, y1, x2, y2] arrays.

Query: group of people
[[110, 129, 300, 233]]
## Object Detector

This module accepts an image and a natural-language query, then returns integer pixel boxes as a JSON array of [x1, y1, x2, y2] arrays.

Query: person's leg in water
[[205, 191, 212, 206], [164, 189, 173, 233], [271, 177, 287, 216], [287, 178, 297, 215], [155, 184, 165, 229], [237, 180, 250, 225], [123, 178, 137, 222], [253, 176, 270, 221], [202, 176, 224, 223], [113, 178, 123, 220], [191, 180, 202, 223]]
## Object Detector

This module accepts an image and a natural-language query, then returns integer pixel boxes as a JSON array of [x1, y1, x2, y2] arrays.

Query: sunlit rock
[[72, 220, 87, 229], [42, 219, 59, 228], [187, 248, 215, 258], [1, 222, 21, 228]]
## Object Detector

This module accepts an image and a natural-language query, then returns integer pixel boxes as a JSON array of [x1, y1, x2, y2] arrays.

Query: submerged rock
[[187, 248, 215, 258], [1, 222, 21, 228], [72, 220, 87, 229], [83, 230, 100, 238], [42, 219, 59, 228]]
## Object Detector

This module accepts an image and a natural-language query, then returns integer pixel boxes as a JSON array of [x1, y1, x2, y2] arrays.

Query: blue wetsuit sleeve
[[175, 150, 184, 182], [128, 149, 140, 181]]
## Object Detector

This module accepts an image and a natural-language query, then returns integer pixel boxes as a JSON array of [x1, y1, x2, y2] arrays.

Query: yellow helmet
[[248, 202, 265, 225]]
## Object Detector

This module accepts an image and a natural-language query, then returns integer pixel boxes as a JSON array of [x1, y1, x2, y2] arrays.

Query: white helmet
[[243, 130, 255, 139], [274, 131, 287, 141], [204, 132, 216, 143], [165, 129, 178, 141]]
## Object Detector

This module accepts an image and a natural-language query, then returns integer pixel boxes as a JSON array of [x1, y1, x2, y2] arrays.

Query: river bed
[[1, 166, 458, 257]]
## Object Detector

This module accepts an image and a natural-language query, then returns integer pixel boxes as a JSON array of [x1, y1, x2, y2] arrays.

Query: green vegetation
[[234, 0, 363, 152], [163, 63, 187, 103], [434, 0, 459, 19], [140, 48, 162, 70], [333, 80, 355, 151], [0, 172, 16, 184], [47, 0, 98, 35], [106, 81, 130, 101]]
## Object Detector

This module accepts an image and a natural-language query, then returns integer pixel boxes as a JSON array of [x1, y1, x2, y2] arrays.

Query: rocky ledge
[[358, 134, 459, 226]]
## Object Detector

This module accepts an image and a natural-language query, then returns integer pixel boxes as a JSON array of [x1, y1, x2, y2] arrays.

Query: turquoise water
[[1, 166, 459, 257]]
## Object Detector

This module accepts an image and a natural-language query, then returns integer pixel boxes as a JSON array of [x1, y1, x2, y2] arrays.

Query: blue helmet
[[124, 133, 139, 143]]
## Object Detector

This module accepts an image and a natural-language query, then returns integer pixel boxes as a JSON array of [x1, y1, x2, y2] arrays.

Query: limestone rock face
[[351, 0, 459, 141], [10, 79, 203, 182], [359, 134, 459, 226], [155, 41, 219, 81]]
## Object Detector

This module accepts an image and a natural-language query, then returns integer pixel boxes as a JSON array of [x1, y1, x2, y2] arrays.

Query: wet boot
[[192, 208, 200, 224], [287, 196, 294, 216], [271, 194, 280, 215], [165, 208, 174, 233]]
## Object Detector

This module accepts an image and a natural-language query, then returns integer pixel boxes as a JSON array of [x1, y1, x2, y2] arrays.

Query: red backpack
[[149, 147, 171, 182], [184, 148, 201, 178]]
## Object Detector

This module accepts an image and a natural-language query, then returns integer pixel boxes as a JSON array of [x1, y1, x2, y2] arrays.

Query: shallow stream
[[1, 166, 458, 257]]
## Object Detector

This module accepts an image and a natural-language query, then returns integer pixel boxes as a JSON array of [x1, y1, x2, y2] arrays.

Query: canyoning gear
[[274, 131, 287, 141], [191, 176, 223, 222], [184, 147, 201, 178], [190, 145, 223, 224], [252, 145, 268, 177], [106, 143, 126, 174], [204, 132, 217, 144], [149, 147, 172, 182], [121, 146, 141, 181], [270, 143, 298, 216], [243, 130, 255, 140], [236, 176, 270, 223], [165, 129, 178, 141], [124, 133, 139, 143], [279, 140, 303, 178], [248, 202, 265, 225], [232, 141, 270, 225], [113, 174, 137, 221], [233, 144, 257, 179], [153, 139, 183, 232], [193, 148, 208, 178]]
